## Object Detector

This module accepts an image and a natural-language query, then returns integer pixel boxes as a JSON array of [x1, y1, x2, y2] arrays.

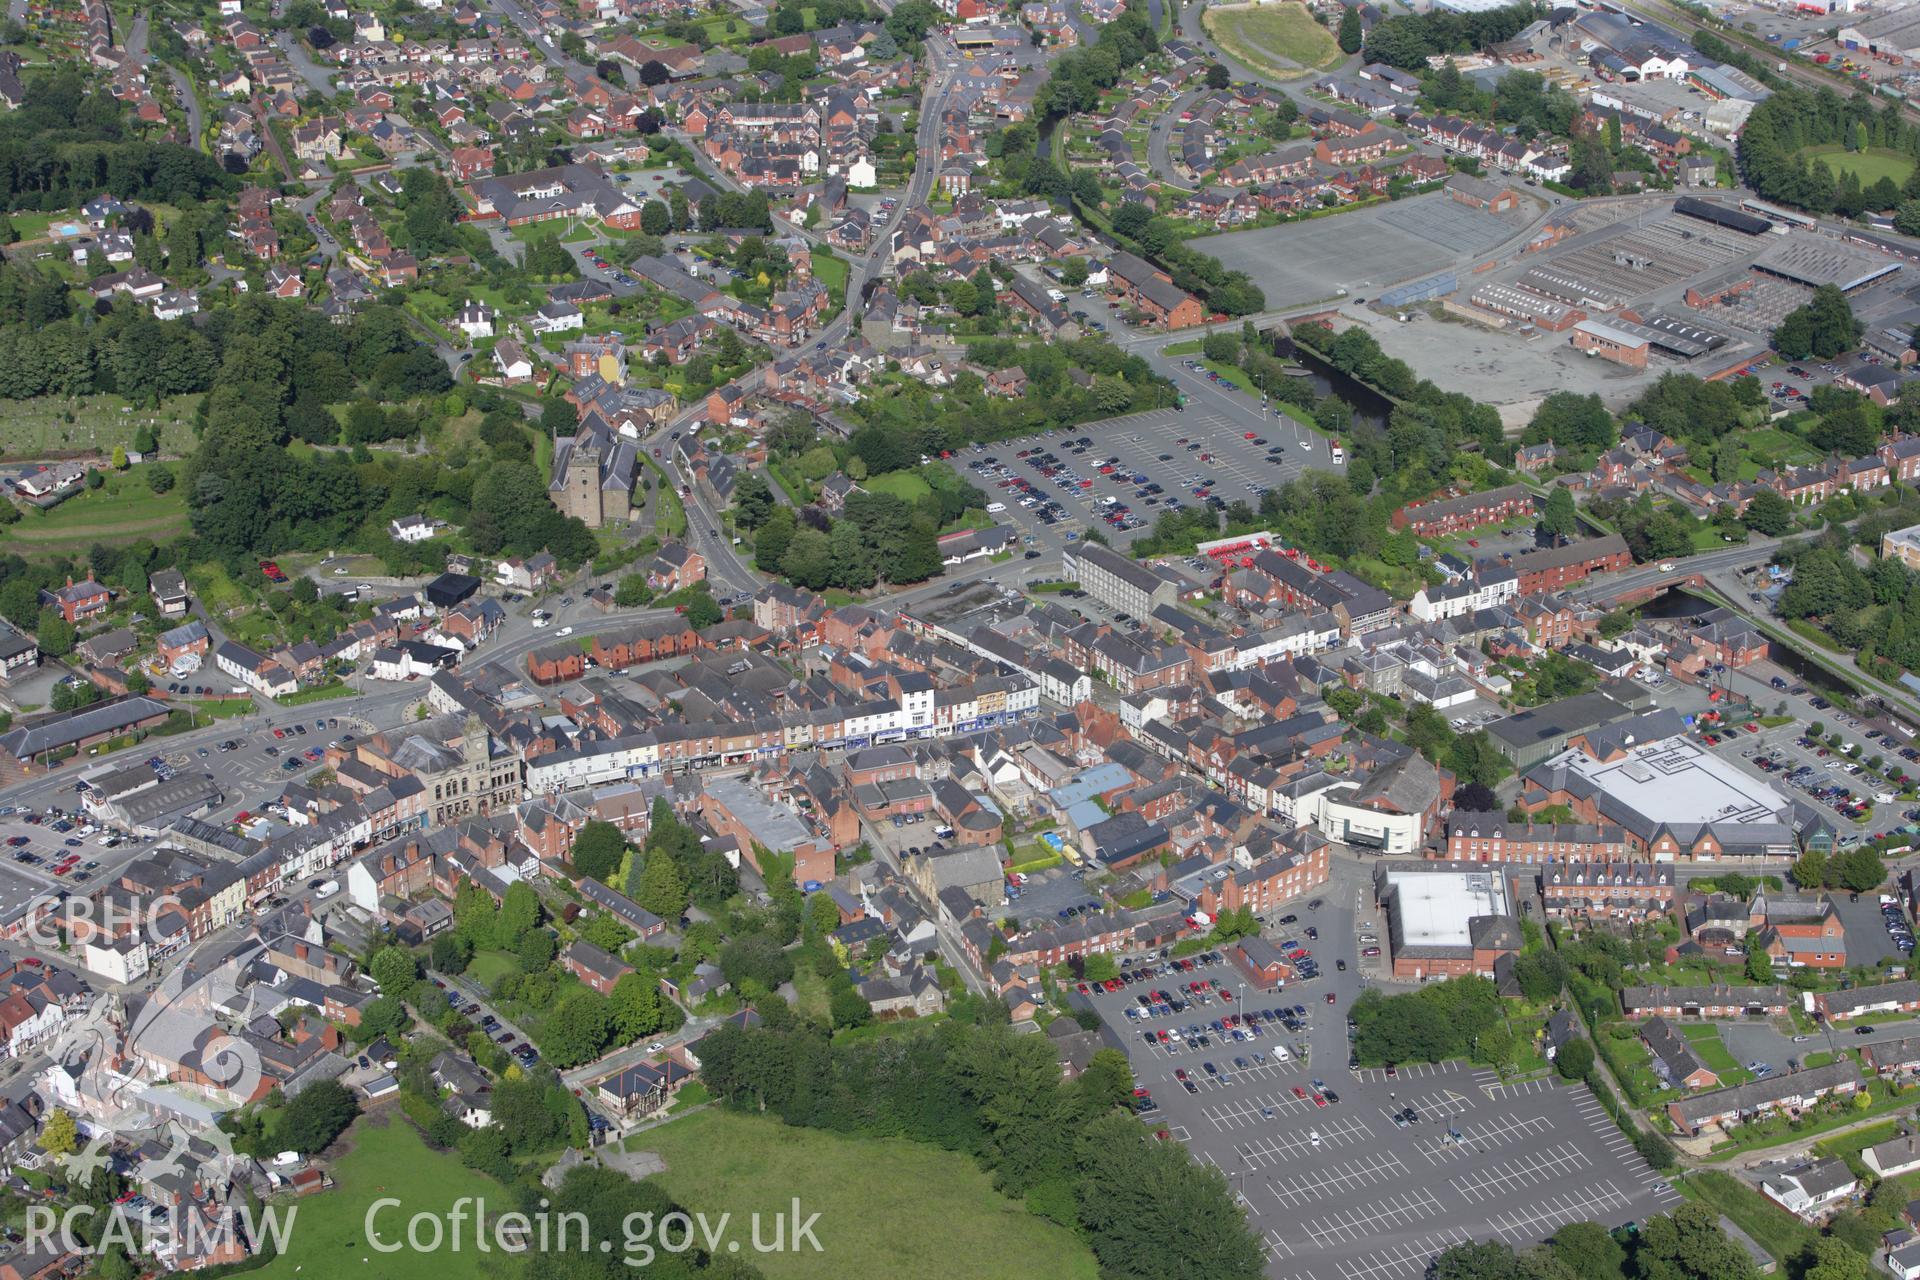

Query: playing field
[[636, 1109, 1100, 1280], [1201, 2, 1343, 77], [1, 464, 189, 553], [253, 1118, 510, 1280], [1799, 144, 1916, 188]]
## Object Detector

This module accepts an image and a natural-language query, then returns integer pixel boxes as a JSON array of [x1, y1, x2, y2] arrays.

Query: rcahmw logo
[[24, 1203, 300, 1260]]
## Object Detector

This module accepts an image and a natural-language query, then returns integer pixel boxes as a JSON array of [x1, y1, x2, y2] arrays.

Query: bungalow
[[493, 339, 536, 384], [1760, 1159, 1857, 1221]]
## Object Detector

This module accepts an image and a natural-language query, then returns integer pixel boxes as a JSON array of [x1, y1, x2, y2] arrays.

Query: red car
[[1291, 1086, 1308, 1099], [1312, 1093, 1328, 1107], [1325, 992, 1337, 1004]]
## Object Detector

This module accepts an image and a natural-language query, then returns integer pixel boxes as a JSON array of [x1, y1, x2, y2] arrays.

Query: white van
[[1270, 1044, 1290, 1063], [986, 502, 1006, 513]]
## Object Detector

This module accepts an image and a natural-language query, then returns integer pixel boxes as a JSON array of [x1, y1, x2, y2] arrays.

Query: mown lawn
[[253, 1118, 513, 1280], [636, 1109, 1100, 1280], [3, 464, 189, 552], [813, 249, 850, 311], [466, 948, 521, 990], [1799, 144, 1916, 188], [864, 471, 933, 503]]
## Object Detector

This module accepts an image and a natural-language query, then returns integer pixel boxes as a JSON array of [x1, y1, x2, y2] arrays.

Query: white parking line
[[1415, 1111, 1555, 1164], [1237, 1115, 1375, 1169], [1482, 1077, 1558, 1100], [1376, 1089, 1473, 1124], [1268, 1151, 1410, 1208], [1484, 1181, 1633, 1244], [1301, 1189, 1448, 1247], [1337, 1230, 1475, 1280], [1450, 1143, 1596, 1203]]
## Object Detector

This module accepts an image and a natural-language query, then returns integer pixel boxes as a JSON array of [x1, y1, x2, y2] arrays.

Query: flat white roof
[[1549, 734, 1790, 825], [1383, 867, 1510, 949]]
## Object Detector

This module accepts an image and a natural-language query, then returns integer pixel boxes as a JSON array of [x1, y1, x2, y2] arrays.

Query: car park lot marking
[[1482, 1077, 1558, 1100], [1377, 1089, 1473, 1123], [1260, 1230, 1299, 1261], [1484, 1181, 1634, 1244], [1237, 1115, 1375, 1168], [1302, 1189, 1449, 1248], [1415, 1112, 1556, 1164], [1203, 1090, 1314, 1130], [1448, 1143, 1595, 1203], [1353, 1062, 1463, 1084], [1336, 1229, 1476, 1280], [1267, 1151, 1411, 1209]]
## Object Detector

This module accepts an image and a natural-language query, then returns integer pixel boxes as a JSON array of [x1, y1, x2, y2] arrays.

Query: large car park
[[1073, 901, 1680, 1280], [960, 403, 1343, 552]]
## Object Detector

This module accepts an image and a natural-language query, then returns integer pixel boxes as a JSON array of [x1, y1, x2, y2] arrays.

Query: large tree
[[571, 820, 627, 883]]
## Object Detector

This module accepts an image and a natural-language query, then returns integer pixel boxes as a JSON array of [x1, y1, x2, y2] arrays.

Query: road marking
[[1268, 1151, 1410, 1208], [1450, 1143, 1595, 1203], [1236, 1114, 1375, 1168], [1301, 1188, 1448, 1247], [1484, 1180, 1634, 1244], [1337, 1230, 1476, 1280], [1482, 1076, 1558, 1100], [1414, 1111, 1555, 1164]]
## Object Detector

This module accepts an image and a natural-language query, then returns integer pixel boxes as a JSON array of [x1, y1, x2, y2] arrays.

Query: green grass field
[[254, 1118, 510, 1280], [2, 464, 189, 552], [812, 250, 850, 310], [1675, 1171, 1816, 1266], [636, 1110, 1099, 1280], [466, 949, 521, 990], [1799, 144, 1916, 188], [864, 471, 933, 503], [1201, 2, 1343, 77]]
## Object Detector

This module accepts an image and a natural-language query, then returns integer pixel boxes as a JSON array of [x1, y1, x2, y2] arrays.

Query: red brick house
[[527, 640, 586, 685], [561, 940, 633, 994]]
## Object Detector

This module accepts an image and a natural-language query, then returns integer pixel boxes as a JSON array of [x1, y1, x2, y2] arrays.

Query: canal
[[1636, 585, 1866, 703], [1267, 331, 1395, 428]]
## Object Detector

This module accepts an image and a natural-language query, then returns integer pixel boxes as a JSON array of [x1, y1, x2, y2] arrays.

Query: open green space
[[1799, 144, 1916, 188], [1679, 1024, 1752, 1084], [1201, 2, 1343, 77], [466, 948, 521, 990], [1674, 1170, 1818, 1266], [863, 471, 933, 503], [635, 1108, 1100, 1280], [253, 1118, 510, 1280], [813, 249, 850, 311], [2, 464, 189, 552]]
